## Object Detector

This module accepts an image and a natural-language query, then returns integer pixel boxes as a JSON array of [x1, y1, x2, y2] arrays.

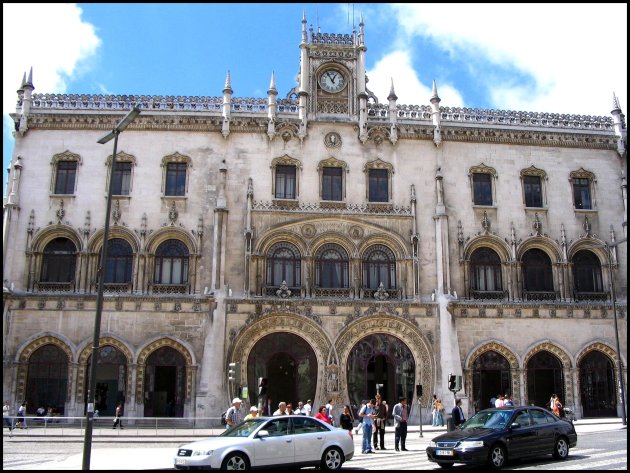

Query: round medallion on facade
[[348, 225, 364, 239], [301, 223, 317, 238], [324, 132, 342, 149]]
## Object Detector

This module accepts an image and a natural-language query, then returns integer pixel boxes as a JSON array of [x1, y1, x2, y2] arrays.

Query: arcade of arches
[[13, 334, 621, 419]]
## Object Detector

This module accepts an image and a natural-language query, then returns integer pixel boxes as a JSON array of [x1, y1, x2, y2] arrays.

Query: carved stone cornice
[[442, 127, 617, 150]]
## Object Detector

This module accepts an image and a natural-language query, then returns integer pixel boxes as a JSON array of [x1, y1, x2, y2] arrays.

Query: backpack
[[220, 410, 228, 425]]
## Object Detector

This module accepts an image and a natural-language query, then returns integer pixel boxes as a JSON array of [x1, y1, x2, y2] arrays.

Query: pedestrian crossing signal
[[228, 362, 240, 384], [448, 374, 456, 391]]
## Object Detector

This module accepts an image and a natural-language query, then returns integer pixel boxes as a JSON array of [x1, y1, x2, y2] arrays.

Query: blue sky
[[3, 3, 627, 191]]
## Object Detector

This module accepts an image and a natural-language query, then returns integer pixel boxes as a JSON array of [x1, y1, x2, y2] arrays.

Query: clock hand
[[327, 72, 336, 84]]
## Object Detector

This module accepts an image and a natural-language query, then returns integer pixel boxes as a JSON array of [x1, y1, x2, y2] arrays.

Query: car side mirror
[[510, 422, 520, 429], [257, 429, 270, 438]]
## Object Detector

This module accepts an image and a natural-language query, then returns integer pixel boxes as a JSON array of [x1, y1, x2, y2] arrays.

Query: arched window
[[266, 243, 301, 287], [470, 248, 503, 297], [573, 250, 604, 296], [41, 238, 77, 283], [104, 239, 133, 283], [363, 245, 396, 290], [522, 249, 554, 299], [154, 240, 189, 284], [315, 244, 349, 288]]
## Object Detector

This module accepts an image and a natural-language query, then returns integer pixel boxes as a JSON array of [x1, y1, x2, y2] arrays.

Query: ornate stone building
[[3, 16, 627, 422]]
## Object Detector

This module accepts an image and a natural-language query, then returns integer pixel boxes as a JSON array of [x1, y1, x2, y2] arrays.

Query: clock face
[[320, 69, 346, 93]]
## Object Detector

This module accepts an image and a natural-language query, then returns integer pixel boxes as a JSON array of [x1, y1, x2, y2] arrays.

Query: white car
[[174, 415, 354, 470]]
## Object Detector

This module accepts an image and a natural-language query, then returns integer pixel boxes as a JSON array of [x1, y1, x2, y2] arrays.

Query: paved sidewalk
[[3, 418, 625, 470]]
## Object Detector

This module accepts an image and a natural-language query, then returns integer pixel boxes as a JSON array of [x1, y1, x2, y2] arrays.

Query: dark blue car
[[426, 406, 577, 470]]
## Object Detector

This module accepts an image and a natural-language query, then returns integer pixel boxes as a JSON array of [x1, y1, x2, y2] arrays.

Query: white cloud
[[2, 3, 101, 116], [383, 3, 627, 116], [367, 50, 464, 108]]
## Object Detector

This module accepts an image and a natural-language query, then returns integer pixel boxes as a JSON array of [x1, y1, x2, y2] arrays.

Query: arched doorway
[[84, 345, 127, 416], [144, 347, 185, 417], [527, 351, 564, 408], [472, 350, 511, 412], [25, 344, 69, 415], [579, 351, 616, 417], [247, 333, 317, 414], [346, 334, 414, 414]]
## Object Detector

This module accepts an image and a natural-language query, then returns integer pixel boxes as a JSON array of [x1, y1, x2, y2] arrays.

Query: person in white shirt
[[294, 401, 307, 415], [3, 401, 13, 432], [495, 394, 505, 408], [304, 400, 313, 416], [273, 401, 288, 415], [226, 398, 243, 428]]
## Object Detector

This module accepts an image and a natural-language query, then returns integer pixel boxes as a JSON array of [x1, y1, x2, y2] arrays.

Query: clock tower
[[298, 13, 367, 127]]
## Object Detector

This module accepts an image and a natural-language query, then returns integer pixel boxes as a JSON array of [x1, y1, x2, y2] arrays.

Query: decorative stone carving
[[301, 224, 317, 238], [56, 200, 65, 223], [373, 282, 390, 301], [276, 281, 292, 299], [112, 200, 122, 225], [324, 132, 342, 148]]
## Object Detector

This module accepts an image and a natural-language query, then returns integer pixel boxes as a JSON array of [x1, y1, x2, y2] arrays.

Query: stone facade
[[2, 17, 627, 421]]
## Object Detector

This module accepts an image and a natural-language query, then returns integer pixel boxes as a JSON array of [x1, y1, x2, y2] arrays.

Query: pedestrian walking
[[359, 399, 376, 454], [373, 394, 387, 450], [273, 401, 288, 415], [315, 405, 332, 424], [225, 397, 243, 428], [339, 405, 354, 437], [304, 399, 313, 416], [244, 406, 259, 420], [435, 399, 445, 426], [392, 397, 409, 451], [325, 398, 334, 425], [451, 398, 466, 427], [112, 402, 124, 429], [431, 394, 439, 426], [3, 400, 13, 433], [294, 401, 307, 415], [16, 402, 27, 429]]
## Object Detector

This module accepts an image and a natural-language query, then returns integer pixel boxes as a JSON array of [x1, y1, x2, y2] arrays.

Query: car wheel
[[321, 446, 343, 471], [488, 444, 507, 470], [221, 452, 250, 470], [553, 437, 569, 460]]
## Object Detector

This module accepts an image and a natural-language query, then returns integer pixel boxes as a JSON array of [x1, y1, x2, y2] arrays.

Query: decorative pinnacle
[[612, 92, 621, 112], [17, 72, 26, 93], [430, 80, 440, 103], [223, 70, 232, 93], [268, 71, 277, 93], [23, 67, 34, 89], [388, 78, 398, 101]]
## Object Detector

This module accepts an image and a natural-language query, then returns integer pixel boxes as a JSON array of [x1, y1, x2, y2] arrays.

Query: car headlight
[[192, 449, 213, 456], [429, 441, 437, 448], [459, 441, 484, 449]]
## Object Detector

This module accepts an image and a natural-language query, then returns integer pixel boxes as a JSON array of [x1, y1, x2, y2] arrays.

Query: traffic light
[[448, 374, 456, 391], [456, 375, 463, 392], [416, 384, 423, 397], [258, 377, 268, 396], [228, 362, 240, 384]]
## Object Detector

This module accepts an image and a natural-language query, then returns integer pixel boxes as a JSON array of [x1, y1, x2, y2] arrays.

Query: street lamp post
[[595, 239, 627, 426], [82, 106, 140, 470]]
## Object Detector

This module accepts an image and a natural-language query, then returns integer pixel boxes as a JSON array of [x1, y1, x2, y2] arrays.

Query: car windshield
[[220, 418, 267, 437], [461, 410, 512, 430]]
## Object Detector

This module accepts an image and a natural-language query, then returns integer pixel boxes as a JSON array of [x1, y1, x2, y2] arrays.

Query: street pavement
[[2, 418, 625, 470]]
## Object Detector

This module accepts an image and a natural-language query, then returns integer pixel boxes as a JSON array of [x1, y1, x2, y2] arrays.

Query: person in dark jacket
[[451, 399, 466, 427]]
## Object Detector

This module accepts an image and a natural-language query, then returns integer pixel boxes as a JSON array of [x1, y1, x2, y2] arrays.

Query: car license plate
[[436, 449, 454, 456], [176, 458, 188, 465]]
